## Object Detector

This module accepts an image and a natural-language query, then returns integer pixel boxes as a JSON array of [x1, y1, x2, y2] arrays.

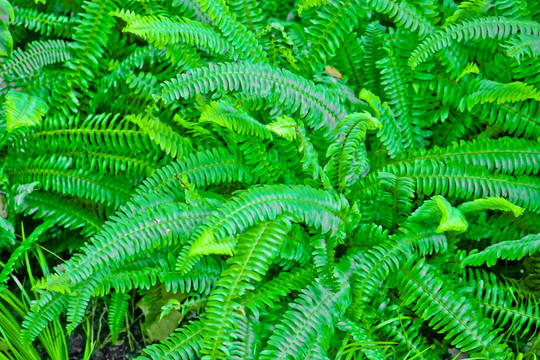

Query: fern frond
[[23, 192, 103, 236], [410, 17, 540, 68], [196, 0, 267, 62], [200, 100, 273, 140], [398, 260, 508, 358], [374, 172, 415, 230], [458, 196, 524, 217], [13, 7, 73, 37], [4, 91, 48, 132], [179, 185, 349, 272], [369, 0, 434, 37], [468, 269, 540, 337], [302, 0, 366, 69], [161, 61, 347, 135], [324, 112, 381, 191], [445, 0, 487, 25], [482, 101, 540, 139], [1, 40, 71, 79], [259, 279, 351, 360], [358, 89, 404, 158], [137, 320, 204, 360], [350, 224, 446, 316], [108, 292, 130, 344], [385, 161, 540, 212], [298, 0, 327, 14], [228, 315, 262, 359], [20, 292, 70, 345], [113, 9, 235, 59], [502, 34, 540, 62], [376, 48, 415, 149], [463, 233, 540, 267], [385, 137, 540, 176], [40, 202, 214, 294], [6, 155, 133, 207], [123, 147, 249, 215], [227, 0, 265, 30], [462, 79, 540, 111], [201, 217, 292, 359], [126, 110, 192, 158]]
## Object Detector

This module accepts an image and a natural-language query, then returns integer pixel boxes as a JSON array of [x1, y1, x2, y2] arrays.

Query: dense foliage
[[1, 0, 540, 359]]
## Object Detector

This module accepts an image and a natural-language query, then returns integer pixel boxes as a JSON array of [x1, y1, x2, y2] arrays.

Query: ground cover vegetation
[[0, 0, 540, 358]]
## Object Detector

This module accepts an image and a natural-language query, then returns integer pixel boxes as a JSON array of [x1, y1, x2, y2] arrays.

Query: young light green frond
[[397, 260, 508, 358], [200, 217, 292, 359], [325, 112, 381, 191], [136, 320, 204, 360], [126, 110, 192, 159], [113, 9, 235, 59], [108, 292, 130, 344], [409, 195, 468, 233], [462, 79, 540, 111], [161, 61, 347, 135], [259, 280, 351, 360], [502, 34, 540, 62], [200, 100, 273, 139], [463, 233, 540, 267], [196, 0, 267, 62], [298, 0, 327, 14], [4, 91, 48, 132], [458, 196, 524, 217], [409, 17, 540, 68]]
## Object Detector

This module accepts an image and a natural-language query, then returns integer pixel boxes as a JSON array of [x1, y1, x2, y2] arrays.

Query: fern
[[410, 17, 540, 68], [3, 0, 540, 358]]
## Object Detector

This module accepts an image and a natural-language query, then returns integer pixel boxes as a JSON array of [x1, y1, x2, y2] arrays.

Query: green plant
[[1, 0, 539, 359]]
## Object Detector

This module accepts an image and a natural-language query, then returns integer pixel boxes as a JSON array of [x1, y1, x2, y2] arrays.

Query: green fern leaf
[[200, 100, 273, 140], [161, 61, 347, 135], [463, 233, 540, 267], [325, 112, 381, 191], [178, 185, 349, 272], [410, 17, 540, 68], [259, 279, 351, 360], [4, 91, 48, 132], [113, 10, 235, 59], [136, 320, 204, 360], [398, 260, 508, 358], [109, 292, 130, 344], [200, 217, 292, 359]]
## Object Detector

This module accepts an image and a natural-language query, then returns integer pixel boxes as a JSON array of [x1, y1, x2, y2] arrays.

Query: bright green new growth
[[1, 0, 539, 359]]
